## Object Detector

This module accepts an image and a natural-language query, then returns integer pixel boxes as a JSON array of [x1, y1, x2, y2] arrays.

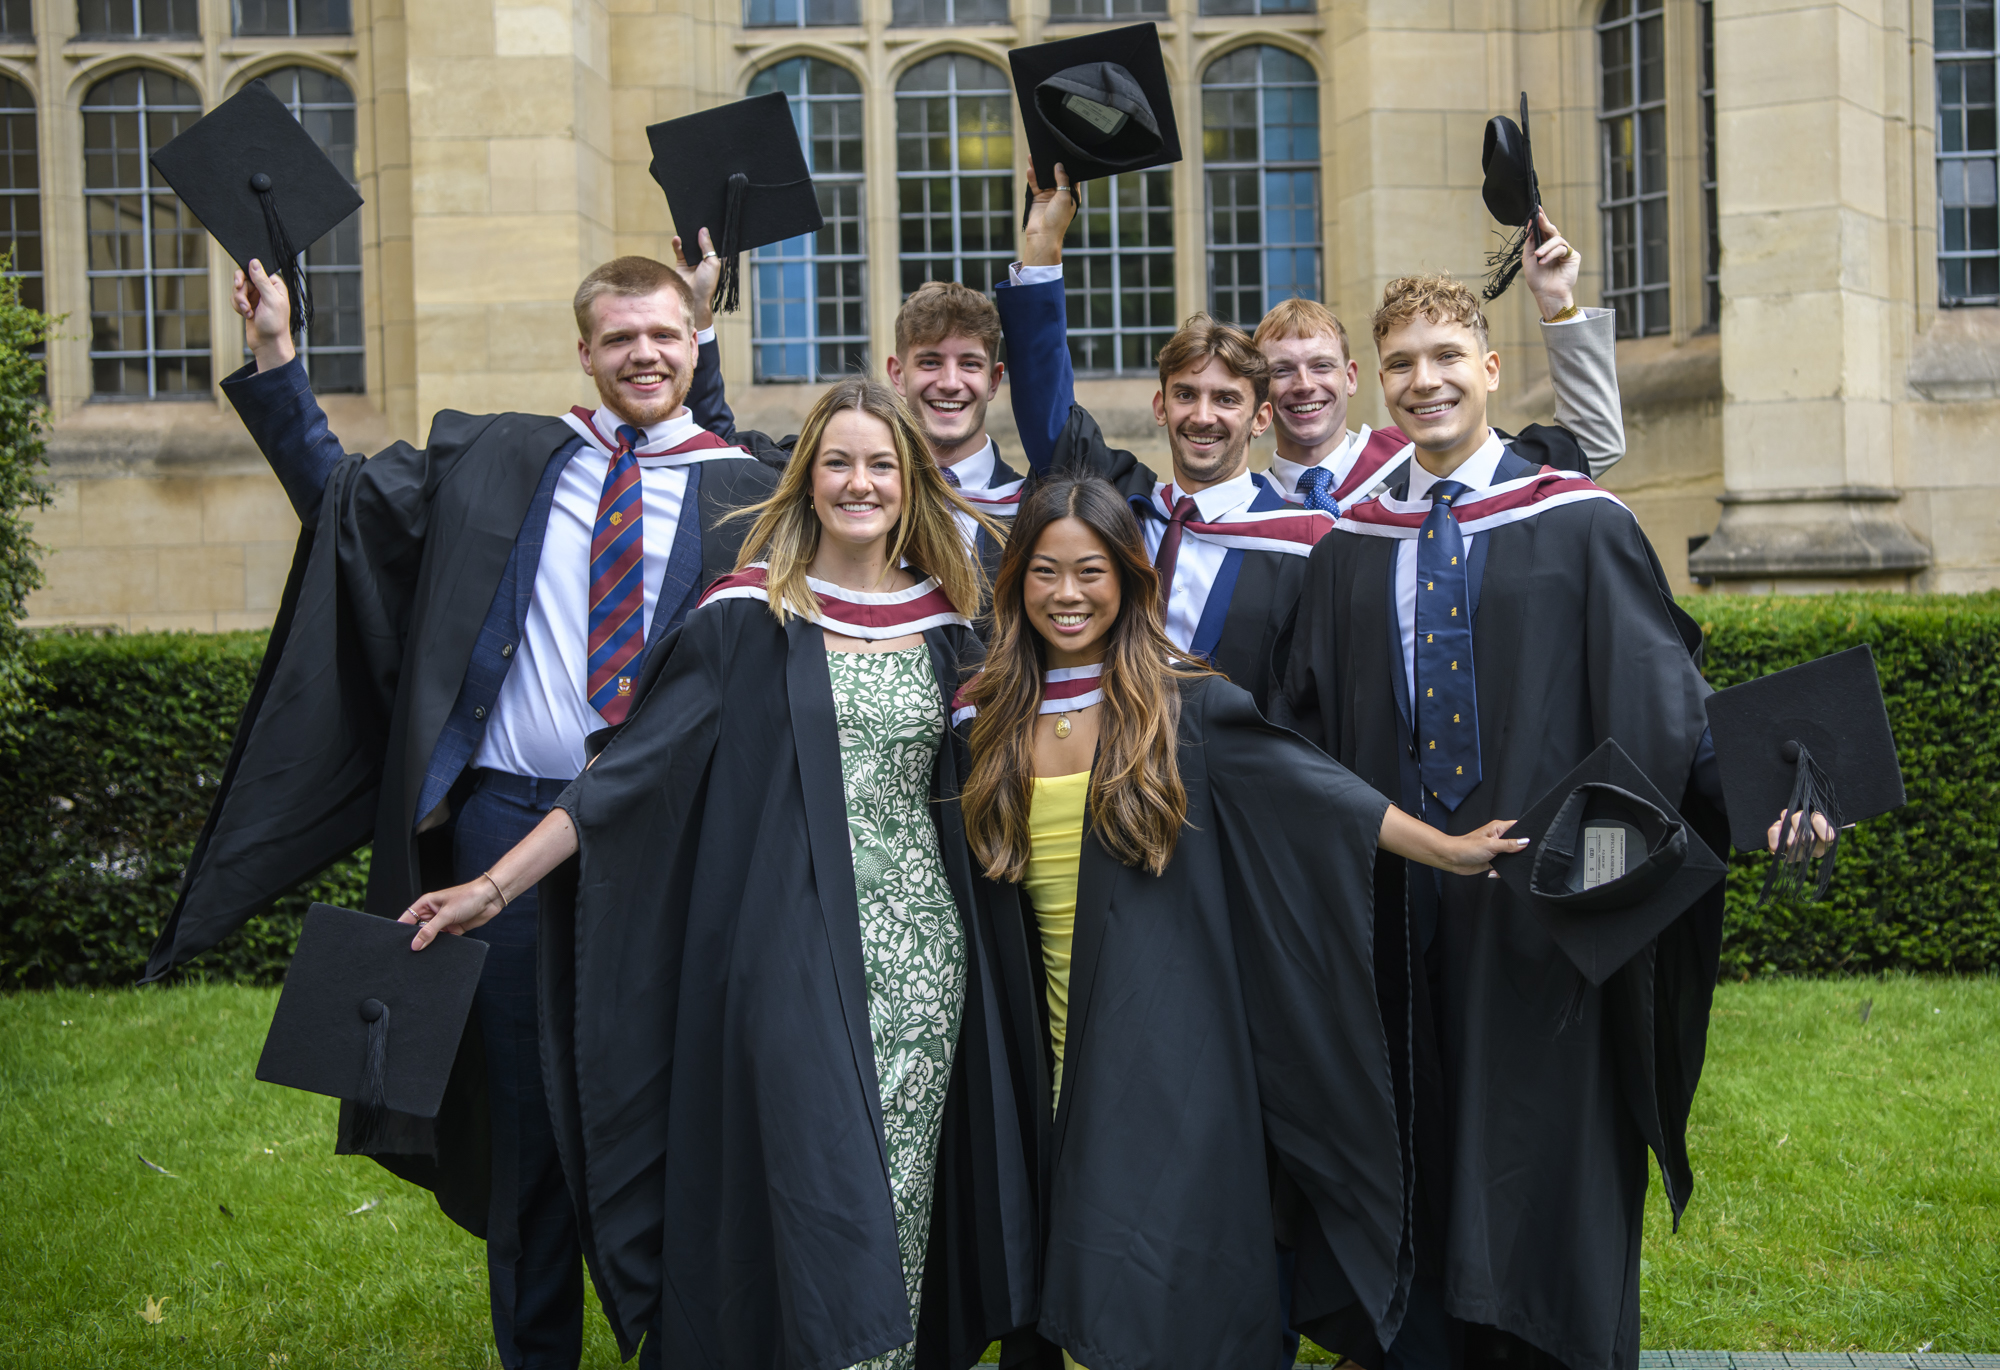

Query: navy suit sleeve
[[685, 334, 738, 444], [993, 276, 1075, 473], [220, 358, 348, 526]]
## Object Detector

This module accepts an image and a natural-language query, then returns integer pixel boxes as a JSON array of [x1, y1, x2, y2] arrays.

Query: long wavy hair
[[962, 474, 1214, 881], [730, 375, 996, 621]]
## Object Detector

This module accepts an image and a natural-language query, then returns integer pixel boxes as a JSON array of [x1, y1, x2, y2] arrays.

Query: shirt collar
[[1266, 426, 1366, 497], [1163, 466, 1260, 522], [585, 404, 699, 463], [1406, 428, 1506, 502], [943, 437, 995, 493]]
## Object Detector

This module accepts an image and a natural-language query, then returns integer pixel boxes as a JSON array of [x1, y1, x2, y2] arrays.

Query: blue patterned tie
[[1295, 466, 1339, 515], [940, 465, 961, 489], [1415, 478, 1480, 811], [586, 424, 646, 724]]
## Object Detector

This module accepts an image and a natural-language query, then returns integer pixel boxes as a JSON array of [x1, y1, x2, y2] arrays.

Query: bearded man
[[143, 254, 776, 1370]]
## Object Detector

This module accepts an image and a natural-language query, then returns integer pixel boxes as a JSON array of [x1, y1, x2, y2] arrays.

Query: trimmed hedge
[[1, 593, 1996, 985], [0, 630, 367, 987], [1694, 592, 2000, 978]]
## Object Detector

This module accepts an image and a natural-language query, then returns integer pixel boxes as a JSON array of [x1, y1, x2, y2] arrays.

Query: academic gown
[[139, 400, 779, 1233], [976, 673, 1412, 1370], [1272, 474, 1728, 1370], [537, 598, 1045, 1369]]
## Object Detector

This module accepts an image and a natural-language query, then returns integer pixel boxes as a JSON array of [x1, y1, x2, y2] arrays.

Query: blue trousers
[[455, 770, 584, 1370]]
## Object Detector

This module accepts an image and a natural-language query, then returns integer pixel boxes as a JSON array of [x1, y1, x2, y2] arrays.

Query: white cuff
[[695, 325, 717, 345], [1008, 262, 1063, 287]]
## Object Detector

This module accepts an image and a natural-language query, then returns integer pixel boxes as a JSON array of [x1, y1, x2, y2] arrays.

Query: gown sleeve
[[1194, 678, 1412, 1350], [537, 603, 732, 1354]]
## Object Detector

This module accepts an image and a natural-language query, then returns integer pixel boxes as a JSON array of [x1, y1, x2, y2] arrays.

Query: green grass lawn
[[2, 976, 1995, 1367]]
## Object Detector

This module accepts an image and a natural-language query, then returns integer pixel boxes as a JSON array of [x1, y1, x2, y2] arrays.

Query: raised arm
[[223, 259, 347, 524], [1522, 210, 1625, 480], [671, 229, 740, 445], [994, 165, 1080, 472]]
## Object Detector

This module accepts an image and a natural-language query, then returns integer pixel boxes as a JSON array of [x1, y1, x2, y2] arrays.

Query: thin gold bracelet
[[1542, 303, 1580, 324], [478, 870, 508, 908]]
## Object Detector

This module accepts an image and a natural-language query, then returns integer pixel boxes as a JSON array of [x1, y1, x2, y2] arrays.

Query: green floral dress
[[826, 645, 968, 1370]]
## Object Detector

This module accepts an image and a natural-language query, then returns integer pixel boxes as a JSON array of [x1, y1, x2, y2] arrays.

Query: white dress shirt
[[473, 404, 704, 782], [1395, 429, 1507, 718], [943, 437, 999, 553], [1145, 469, 1261, 653], [1267, 425, 1388, 506]]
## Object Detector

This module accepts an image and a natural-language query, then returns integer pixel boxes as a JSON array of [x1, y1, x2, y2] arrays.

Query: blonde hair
[[1252, 297, 1352, 366], [730, 375, 995, 623], [1372, 272, 1490, 354]]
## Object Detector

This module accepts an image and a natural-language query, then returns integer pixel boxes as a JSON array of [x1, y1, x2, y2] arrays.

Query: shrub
[[0, 265, 53, 746], [0, 593, 1995, 985], [0, 629, 368, 987]]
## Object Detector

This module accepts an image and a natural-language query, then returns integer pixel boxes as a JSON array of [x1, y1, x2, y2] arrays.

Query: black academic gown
[[1273, 493, 1727, 1370], [141, 409, 779, 1232], [538, 598, 1044, 1370], [989, 673, 1411, 1370]]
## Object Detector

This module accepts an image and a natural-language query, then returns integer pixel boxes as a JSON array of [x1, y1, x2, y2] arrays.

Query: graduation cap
[[1009, 23, 1182, 221], [1491, 739, 1728, 986], [1705, 645, 1906, 903], [149, 78, 363, 343], [256, 903, 487, 1149], [647, 92, 824, 316], [1479, 92, 1543, 303]]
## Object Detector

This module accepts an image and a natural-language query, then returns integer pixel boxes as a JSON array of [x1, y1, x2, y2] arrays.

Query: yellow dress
[[1023, 770, 1089, 1107], [1023, 769, 1092, 1370]]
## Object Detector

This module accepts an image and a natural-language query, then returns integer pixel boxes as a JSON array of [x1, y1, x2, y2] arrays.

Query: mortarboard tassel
[[713, 172, 749, 316], [1759, 740, 1842, 904], [1483, 224, 1530, 303], [352, 997, 391, 1151], [252, 172, 312, 341]]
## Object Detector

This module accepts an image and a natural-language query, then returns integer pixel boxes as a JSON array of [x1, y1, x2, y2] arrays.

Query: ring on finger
[[703, 251, 720, 260]]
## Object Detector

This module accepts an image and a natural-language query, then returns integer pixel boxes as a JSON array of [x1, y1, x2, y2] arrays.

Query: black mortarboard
[[1705, 645, 1906, 901], [647, 92, 823, 316], [1491, 739, 1729, 986], [149, 78, 363, 342], [1009, 23, 1182, 204], [256, 904, 487, 1147], [1479, 92, 1543, 302]]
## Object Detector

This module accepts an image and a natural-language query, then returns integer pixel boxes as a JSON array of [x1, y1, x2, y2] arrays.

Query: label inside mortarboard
[[1582, 825, 1627, 890], [1061, 93, 1129, 137]]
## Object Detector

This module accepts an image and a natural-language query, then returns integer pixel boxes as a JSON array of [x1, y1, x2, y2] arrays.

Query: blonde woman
[[402, 376, 1044, 1370]]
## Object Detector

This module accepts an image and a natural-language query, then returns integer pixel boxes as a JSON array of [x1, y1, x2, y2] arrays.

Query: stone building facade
[[9, 0, 1997, 630]]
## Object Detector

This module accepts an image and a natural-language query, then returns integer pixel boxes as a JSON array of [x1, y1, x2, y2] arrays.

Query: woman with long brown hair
[[399, 375, 1043, 1370], [956, 473, 1522, 1370]]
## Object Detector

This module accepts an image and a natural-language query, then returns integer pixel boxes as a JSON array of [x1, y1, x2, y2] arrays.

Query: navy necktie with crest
[[1415, 478, 1481, 811]]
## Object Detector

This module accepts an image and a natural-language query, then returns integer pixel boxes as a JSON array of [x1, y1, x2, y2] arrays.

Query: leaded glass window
[[892, 0, 1006, 24], [234, 0, 352, 35], [896, 54, 1012, 297], [1062, 172, 1175, 375], [0, 77, 39, 319], [1937, 0, 1999, 305], [84, 70, 209, 399], [749, 58, 868, 382], [744, 0, 858, 28], [78, 0, 199, 37], [1598, 0, 1670, 337], [1203, 46, 1322, 326]]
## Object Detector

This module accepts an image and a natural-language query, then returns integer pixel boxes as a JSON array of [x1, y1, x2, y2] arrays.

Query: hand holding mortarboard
[[232, 258, 294, 373], [1519, 209, 1583, 324], [1021, 163, 1078, 270], [669, 227, 721, 333]]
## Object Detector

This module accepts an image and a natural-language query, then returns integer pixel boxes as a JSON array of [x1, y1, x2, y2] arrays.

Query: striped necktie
[[1295, 466, 1339, 514], [587, 424, 646, 725], [1415, 479, 1480, 811]]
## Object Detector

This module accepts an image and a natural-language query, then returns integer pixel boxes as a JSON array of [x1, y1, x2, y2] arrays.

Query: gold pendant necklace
[[1055, 713, 1072, 739]]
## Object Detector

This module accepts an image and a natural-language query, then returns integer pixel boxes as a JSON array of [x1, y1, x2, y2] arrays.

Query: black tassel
[[353, 998, 390, 1150], [713, 172, 749, 316], [1759, 741, 1843, 904], [1483, 223, 1530, 302], [255, 183, 312, 341]]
